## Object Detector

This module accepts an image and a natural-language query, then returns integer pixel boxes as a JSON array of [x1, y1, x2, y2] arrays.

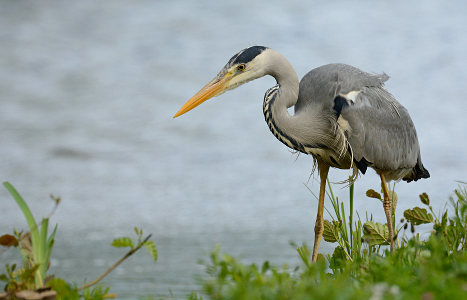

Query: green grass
[[2, 182, 58, 289], [1, 182, 157, 299], [2, 181, 466, 299], [191, 184, 467, 300]]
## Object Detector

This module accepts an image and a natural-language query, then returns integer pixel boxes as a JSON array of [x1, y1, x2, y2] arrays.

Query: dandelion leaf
[[366, 189, 382, 200], [363, 221, 389, 246], [323, 220, 339, 243], [403, 207, 434, 225], [144, 240, 158, 262], [329, 246, 347, 270], [111, 237, 134, 249]]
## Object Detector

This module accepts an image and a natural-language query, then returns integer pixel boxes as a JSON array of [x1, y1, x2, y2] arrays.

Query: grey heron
[[174, 46, 429, 261]]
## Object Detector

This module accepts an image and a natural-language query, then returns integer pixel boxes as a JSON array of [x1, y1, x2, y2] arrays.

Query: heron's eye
[[237, 64, 246, 71]]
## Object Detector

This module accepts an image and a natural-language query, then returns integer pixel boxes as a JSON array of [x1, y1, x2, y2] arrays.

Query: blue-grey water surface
[[1, 0, 466, 298]]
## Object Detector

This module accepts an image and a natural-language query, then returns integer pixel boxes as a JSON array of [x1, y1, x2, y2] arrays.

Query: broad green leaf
[[111, 237, 134, 249], [419, 192, 430, 205], [363, 221, 389, 246], [366, 189, 382, 200], [48, 278, 80, 299], [144, 240, 158, 262], [323, 220, 339, 243], [403, 207, 434, 225], [329, 246, 347, 270], [316, 253, 326, 263]]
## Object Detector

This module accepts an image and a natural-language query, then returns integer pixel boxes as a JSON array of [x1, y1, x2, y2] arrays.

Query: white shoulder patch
[[340, 90, 361, 103]]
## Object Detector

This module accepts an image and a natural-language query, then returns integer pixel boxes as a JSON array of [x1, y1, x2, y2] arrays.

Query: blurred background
[[1, 0, 466, 298]]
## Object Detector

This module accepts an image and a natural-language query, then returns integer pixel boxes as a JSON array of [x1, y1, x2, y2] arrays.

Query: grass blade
[[3, 182, 39, 238]]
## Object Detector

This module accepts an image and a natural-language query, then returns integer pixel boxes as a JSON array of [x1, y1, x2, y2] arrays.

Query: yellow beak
[[173, 76, 230, 118]]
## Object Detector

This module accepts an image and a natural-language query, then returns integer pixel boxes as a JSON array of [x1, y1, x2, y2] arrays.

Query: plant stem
[[79, 234, 152, 291]]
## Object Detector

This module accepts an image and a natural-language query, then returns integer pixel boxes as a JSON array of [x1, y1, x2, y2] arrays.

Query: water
[[1, 0, 466, 298]]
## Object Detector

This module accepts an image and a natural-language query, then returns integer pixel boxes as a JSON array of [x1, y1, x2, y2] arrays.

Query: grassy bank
[[189, 184, 466, 300], [1, 182, 466, 299]]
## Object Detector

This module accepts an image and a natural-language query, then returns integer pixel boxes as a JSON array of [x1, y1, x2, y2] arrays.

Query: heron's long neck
[[262, 50, 309, 153]]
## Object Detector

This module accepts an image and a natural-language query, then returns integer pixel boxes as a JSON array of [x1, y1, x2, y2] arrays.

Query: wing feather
[[341, 87, 420, 172], [294, 63, 425, 180]]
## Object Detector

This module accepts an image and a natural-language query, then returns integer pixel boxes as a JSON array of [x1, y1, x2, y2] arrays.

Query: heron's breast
[[305, 147, 352, 169]]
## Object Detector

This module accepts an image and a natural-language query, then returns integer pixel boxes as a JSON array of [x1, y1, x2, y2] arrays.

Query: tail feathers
[[354, 157, 371, 174], [403, 158, 430, 183]]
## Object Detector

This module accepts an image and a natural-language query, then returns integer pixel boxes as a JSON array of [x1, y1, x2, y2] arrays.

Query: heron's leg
[[312, 162, 330, 262], [379, 173, 395, 250]]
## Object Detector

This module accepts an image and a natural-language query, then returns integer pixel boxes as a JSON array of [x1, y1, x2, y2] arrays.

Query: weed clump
[[194, 184, 467, 300]]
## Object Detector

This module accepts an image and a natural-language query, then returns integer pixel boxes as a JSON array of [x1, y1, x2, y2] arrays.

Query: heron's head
[[173, 46, 269, 118]]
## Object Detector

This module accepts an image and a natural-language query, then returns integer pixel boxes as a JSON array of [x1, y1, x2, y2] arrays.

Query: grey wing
[[295, 63, 389, 113], [340, 87, 426, 181], [295, 63, 429, 181]]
